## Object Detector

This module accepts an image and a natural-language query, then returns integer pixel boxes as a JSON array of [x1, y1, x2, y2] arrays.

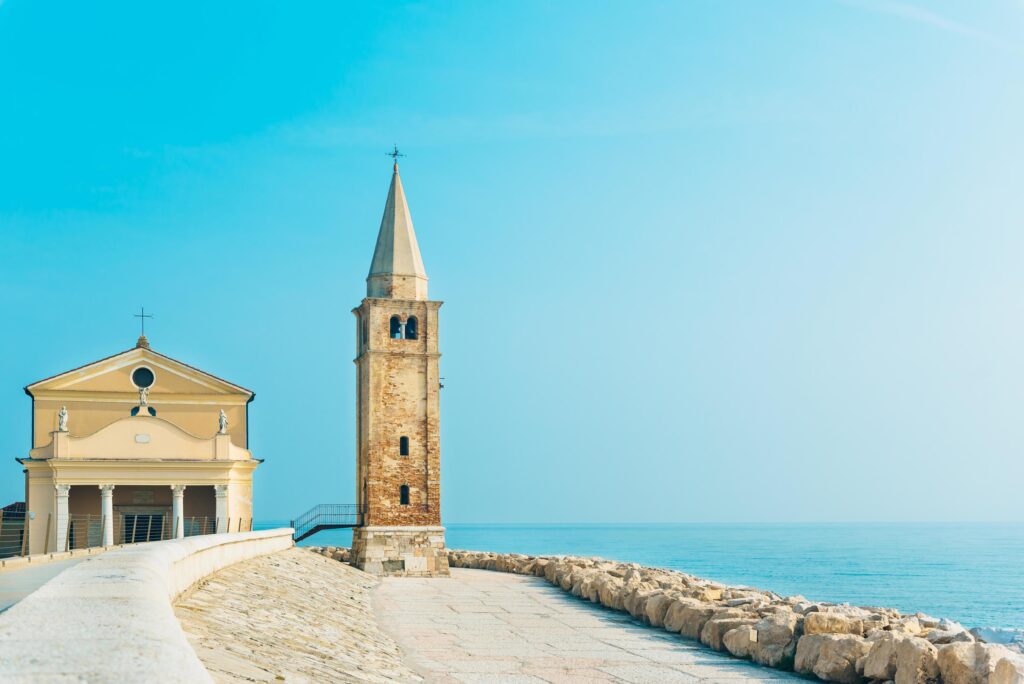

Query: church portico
[[38, 478, 245, 550]]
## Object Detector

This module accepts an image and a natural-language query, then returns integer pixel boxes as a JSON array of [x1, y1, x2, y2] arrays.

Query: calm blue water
[[261, 522, 1024, 629]]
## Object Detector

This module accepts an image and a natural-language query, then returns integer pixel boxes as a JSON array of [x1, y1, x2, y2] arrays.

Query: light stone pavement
[[0, 557, 82, 613], [374, 568, 804, 684], [175, 547, 420, 683]]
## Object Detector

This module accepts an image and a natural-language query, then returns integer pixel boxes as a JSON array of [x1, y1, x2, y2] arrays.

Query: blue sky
[[1, 1, 1022, 522]]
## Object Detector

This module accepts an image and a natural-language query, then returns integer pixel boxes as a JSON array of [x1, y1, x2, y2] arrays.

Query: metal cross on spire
[[387, 144, 405, 166], [134, 306, 153, 336]]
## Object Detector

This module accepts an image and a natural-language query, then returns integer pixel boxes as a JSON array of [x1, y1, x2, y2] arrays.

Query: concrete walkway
[[374, 568, 803, 684], [0, 557, 82, 613]]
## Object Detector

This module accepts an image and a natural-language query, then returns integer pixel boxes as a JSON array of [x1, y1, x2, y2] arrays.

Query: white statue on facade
[[58, 405, 68, 432], [218, 409, 228, 435], [139, 386, 149, 406]]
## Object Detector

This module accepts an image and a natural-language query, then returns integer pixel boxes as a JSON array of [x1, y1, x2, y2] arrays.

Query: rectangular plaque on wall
[[132, 489, 155, 505]]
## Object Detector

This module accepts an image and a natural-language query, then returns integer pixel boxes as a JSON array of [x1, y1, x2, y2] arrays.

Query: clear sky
[[1, 1, 1022, 522]]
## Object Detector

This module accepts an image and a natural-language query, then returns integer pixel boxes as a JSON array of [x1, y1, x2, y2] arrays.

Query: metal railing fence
[[0, 511, 254, 559], [291, 504, 364, 541], [0, 510, 29, 558]]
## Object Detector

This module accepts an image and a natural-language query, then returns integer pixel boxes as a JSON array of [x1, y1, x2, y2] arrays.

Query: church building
[[349, 158, 449, 577], [18, 335, 260, 555]]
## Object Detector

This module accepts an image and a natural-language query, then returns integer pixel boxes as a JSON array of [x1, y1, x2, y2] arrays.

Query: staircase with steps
[[291, 504, 364, 543]]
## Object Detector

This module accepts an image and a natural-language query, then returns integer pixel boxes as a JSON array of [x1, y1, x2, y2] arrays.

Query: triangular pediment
[[26, 346, 252, 398]]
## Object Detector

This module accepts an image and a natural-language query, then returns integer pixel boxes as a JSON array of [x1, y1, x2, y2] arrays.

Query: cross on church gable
[[134, 306, 153, 336]]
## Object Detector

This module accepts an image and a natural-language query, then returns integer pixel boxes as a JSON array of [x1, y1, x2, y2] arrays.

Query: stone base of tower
[[350, 526, 449, 577]]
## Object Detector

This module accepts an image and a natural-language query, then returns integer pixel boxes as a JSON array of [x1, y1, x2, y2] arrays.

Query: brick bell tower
[[349, 157, 449, 577]]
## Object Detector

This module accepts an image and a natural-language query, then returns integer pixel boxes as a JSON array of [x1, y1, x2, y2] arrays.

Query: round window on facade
[[131, 366, 156, 389]]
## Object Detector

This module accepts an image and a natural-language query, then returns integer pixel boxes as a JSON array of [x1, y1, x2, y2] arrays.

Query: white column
[[170, 485, 186, 539], [99, 484, 115, 546], [54, 484, 71, 552], [214, 485, 229, 533]]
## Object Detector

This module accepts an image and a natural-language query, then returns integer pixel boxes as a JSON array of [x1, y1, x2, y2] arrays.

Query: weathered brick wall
[[353, 298, 442, 527]]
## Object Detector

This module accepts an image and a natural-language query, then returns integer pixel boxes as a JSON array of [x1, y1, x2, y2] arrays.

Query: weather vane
[[387, 144, 405, 164], [134, 306, 153, 336]]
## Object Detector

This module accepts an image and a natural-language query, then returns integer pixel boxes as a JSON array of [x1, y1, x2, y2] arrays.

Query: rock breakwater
[[440, 550, 1024, 684]]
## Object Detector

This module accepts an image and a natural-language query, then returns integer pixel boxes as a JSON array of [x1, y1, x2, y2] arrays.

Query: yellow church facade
[[18, 336, 260, 555]]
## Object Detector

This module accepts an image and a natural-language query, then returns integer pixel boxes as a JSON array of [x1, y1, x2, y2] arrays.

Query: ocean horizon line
[[257, 519, 1024, 527]]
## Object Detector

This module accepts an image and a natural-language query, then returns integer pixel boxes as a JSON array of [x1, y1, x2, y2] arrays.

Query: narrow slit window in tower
[[399, 485, 410, 505], [400, 436, 410, 456]]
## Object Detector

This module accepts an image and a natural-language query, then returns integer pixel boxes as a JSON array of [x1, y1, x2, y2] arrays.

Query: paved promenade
[[0, 557, 82, 613], [374, 568, 802, 683]]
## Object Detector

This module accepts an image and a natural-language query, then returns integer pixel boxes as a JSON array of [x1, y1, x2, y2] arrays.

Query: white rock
[[937, 642, 1011, 684], [992, 653, 1024, 684]]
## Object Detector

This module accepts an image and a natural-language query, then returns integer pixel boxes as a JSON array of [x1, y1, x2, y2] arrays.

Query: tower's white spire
[[367, 162, 428, 300]]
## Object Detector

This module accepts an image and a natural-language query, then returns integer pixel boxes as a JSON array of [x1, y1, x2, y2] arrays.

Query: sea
[[257, 522, 1024, 631]]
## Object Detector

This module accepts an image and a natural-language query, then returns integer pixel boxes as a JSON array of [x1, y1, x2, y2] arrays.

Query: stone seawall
[[0, 529, 294, 683], [440, 550, 1024, 684]]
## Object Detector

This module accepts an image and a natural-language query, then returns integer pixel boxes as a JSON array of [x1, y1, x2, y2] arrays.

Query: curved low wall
[[0, 528, 293, 683]]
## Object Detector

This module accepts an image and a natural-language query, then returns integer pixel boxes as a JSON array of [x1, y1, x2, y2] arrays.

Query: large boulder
[[575, 570, 600, 600], [679, 603, 719, 640], [992, 653, 1024, 684], [597, 577, 626, 611], [556, 564, 579, 591], [665, 599, 717, 640], [863, 633, 906, 681], [863, 632, 938, 682], [894, 635, 939, 684], [937, 642, 1012, 684], [643, 592, 673, 628], [663, 598, 698, 633], [623, 587, 656, 620], [891, 616, 924, 635], [804, 612, 864, 636], [723, 614, 802, 670], [723, 625, 758, 659], [748, 611, 802, 669], [795, 633, 871, 684], [700, 611, 758, 651]]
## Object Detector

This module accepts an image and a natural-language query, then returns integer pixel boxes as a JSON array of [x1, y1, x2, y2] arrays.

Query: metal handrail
[[0, 511, 29, 558], [0, 511, 254, 559], [291, 504, 365, 540], [291, 503, 437, 541]]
